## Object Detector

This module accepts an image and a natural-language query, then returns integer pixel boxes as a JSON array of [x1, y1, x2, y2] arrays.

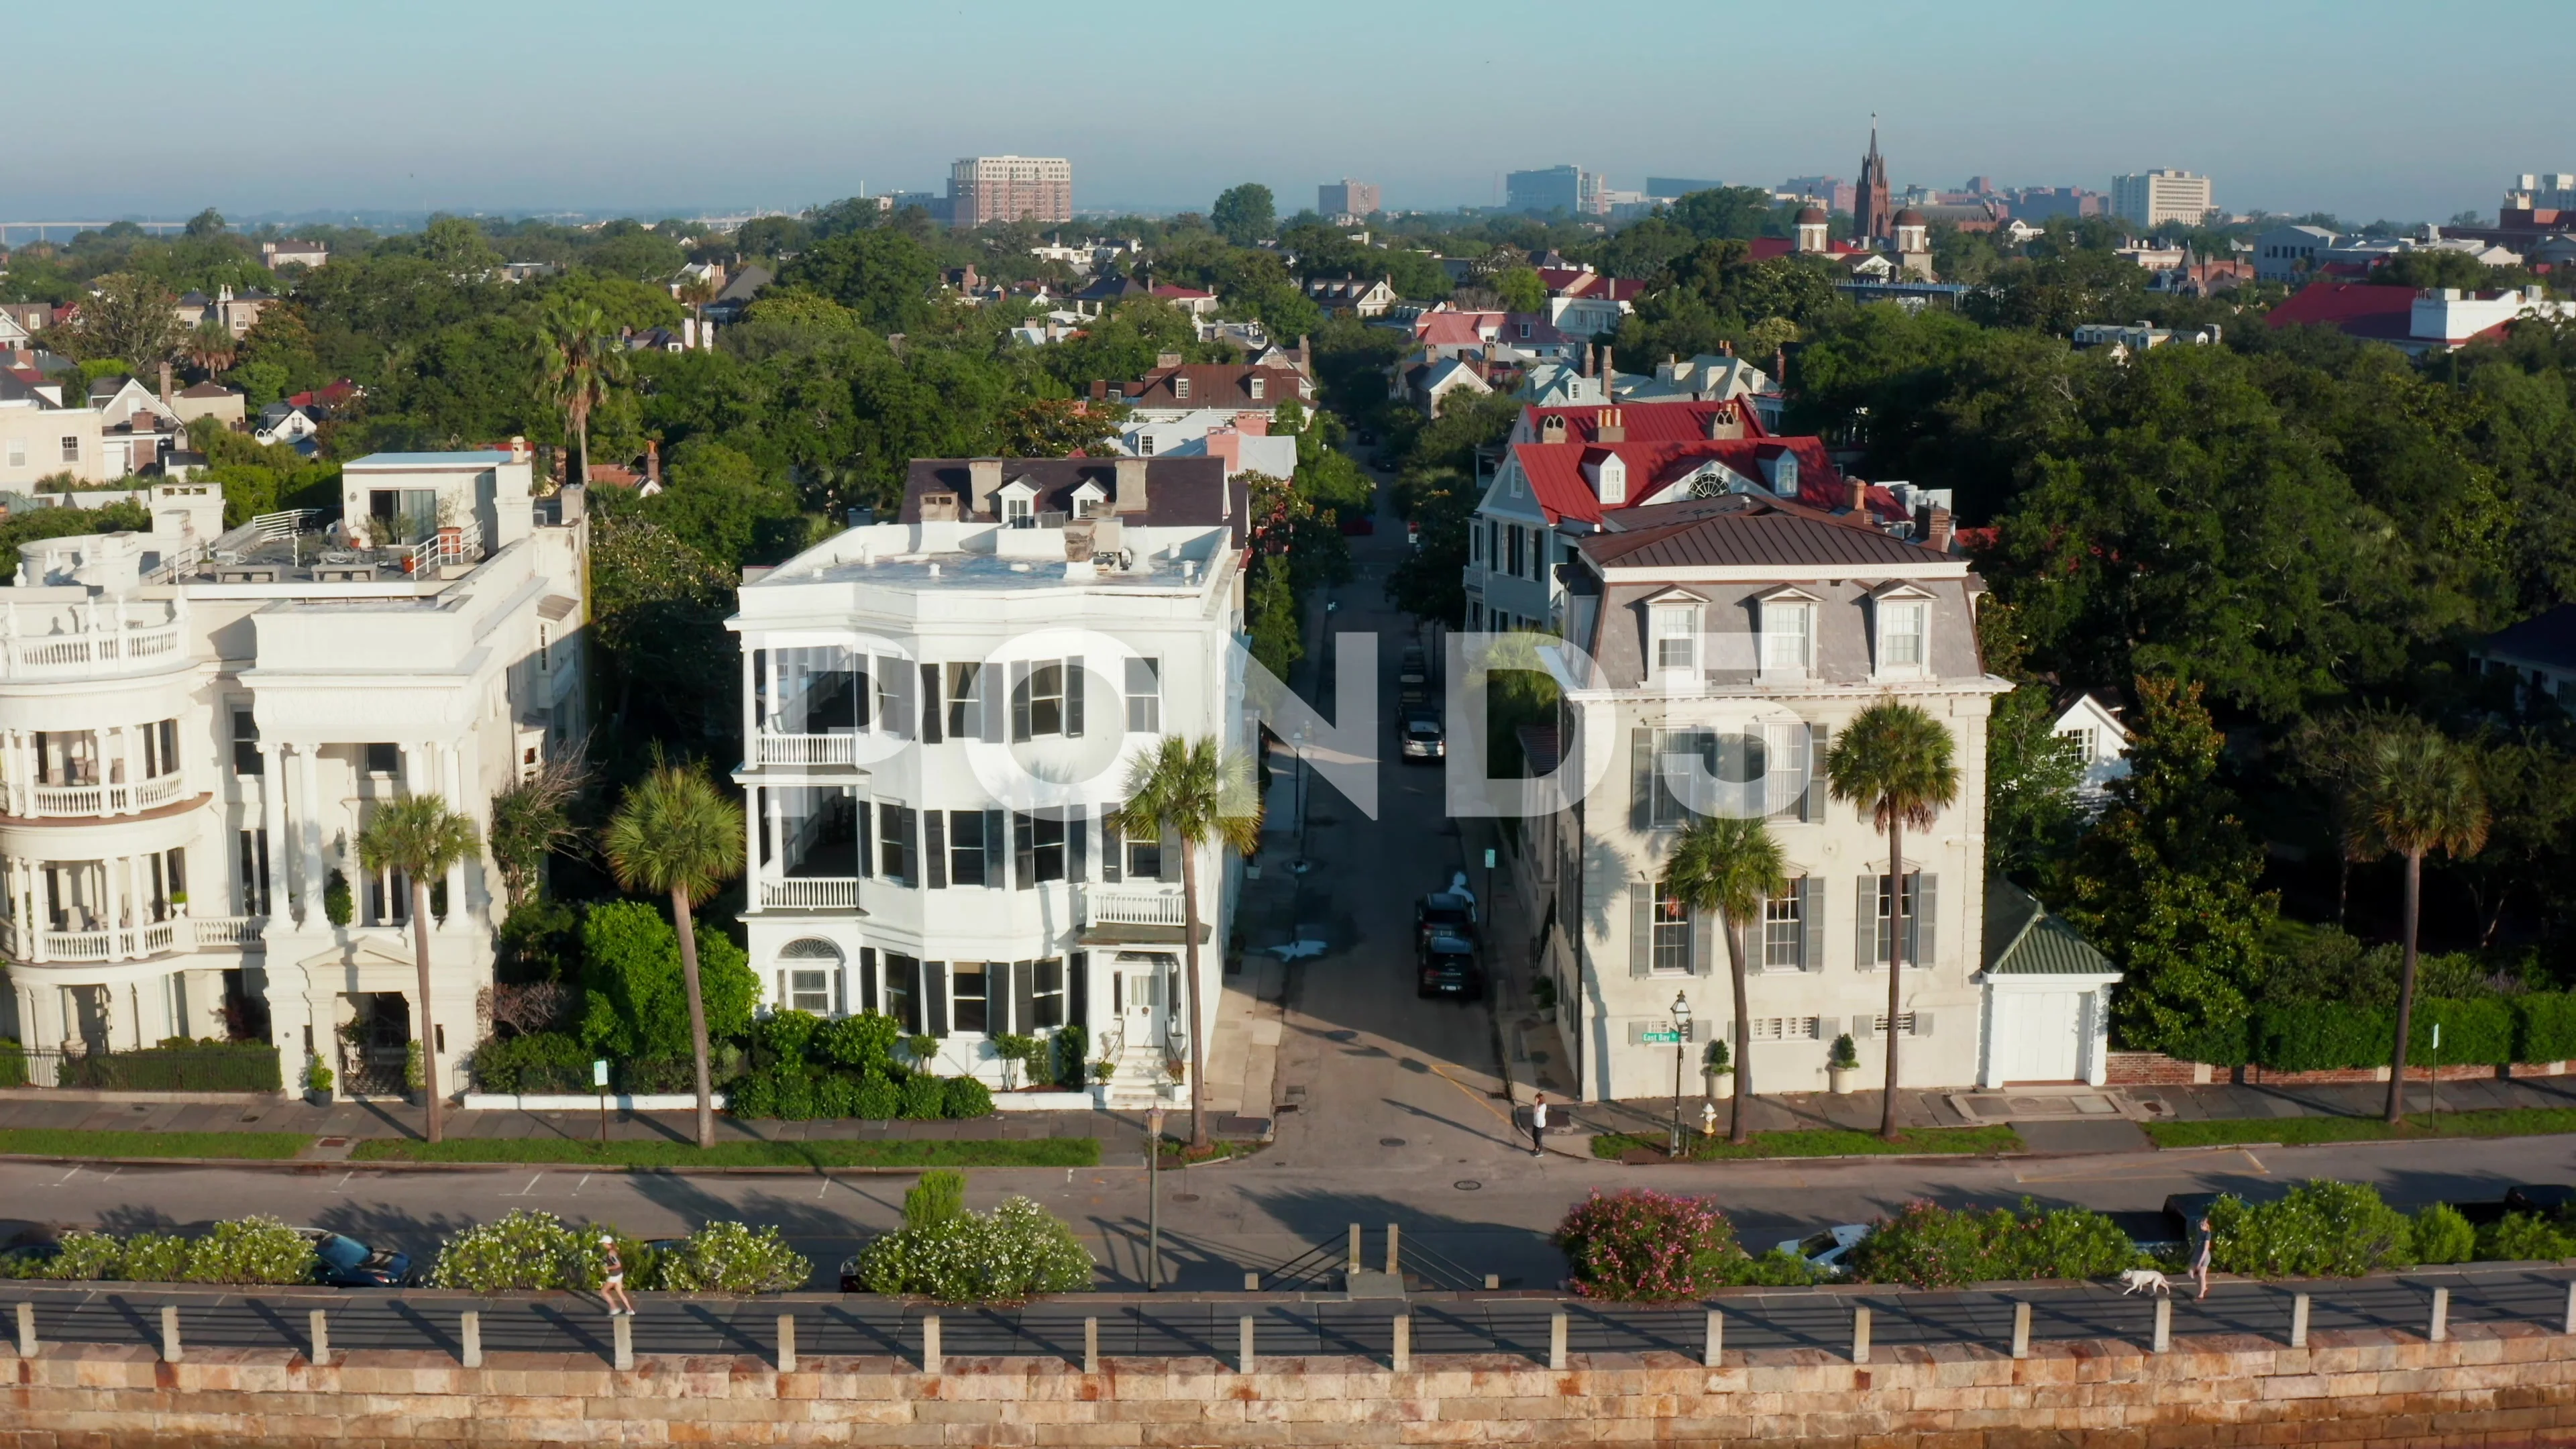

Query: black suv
[[1414, 890, 1478, 955], [1418, 934, 1482, 1000]]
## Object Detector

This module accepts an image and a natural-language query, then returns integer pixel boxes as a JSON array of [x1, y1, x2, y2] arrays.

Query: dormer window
[[1871, 585, 1934, 676], [1137, 431, 1156, 455], [1006, 495, 1033, 528], [1173, 376, 1191, 400], [1248, 376, 1265, 400], [1583, 450, 1627, 506], [1651, 602, 1699, 675], [1766, 451, 1799, 498], [1758, 590, 1817, 678]]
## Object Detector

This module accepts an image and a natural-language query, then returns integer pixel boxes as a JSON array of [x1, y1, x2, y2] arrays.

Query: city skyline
[[2, 0, 2567, 226]]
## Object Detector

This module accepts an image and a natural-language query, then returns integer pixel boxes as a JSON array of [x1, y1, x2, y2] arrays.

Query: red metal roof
[[2265, 282, 2414, 340], [1511, 433, 1900, 528]]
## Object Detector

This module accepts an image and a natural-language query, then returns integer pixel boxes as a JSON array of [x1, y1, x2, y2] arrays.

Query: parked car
[[1414, 890, 1479, 954], [1417, 934, 1482, 1000], [294, 1228, 418, 1288], [1338, 513, 1375, 535], [2504, 1184, 2576, 1217], [1401, 708, 1446, 761], [2160, 1192, 2226, 1250], [0, 1238, 61, 1275], [1776, 1224, 1871, 1277], [838, 1253, 871, 1293]]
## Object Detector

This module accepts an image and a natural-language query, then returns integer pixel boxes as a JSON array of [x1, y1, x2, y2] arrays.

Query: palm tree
[[1110, 735, 1263, 1152], [603, 753, 745, 1149], [2345, 722, 2488, 1124], [356, 796, 482, 1145], [1662, 814, 1786, 1144], [532, 300, 629, 492], [186, 317, 238, 377], [675, 272, 720, 333], [1825, 700, 1960, 1141]]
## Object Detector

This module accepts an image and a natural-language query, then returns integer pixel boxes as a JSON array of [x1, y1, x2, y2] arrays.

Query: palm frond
[[604, 757, 745, 907], [1825, 699, 1961, 832]]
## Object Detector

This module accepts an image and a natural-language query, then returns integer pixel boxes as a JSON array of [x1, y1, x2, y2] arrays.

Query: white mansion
[[729, 455, 1251, 1102], [0, 447, 586, 1095]]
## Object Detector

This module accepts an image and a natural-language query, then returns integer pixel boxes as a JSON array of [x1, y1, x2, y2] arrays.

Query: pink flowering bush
[[1555, 1189, 1746, 1302]]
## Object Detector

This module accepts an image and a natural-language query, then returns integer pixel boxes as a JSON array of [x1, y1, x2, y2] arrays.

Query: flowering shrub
[[2001, 1199, 2143, 1281], [1555, 1189, 1746, 1302], [39, 1232, 125, 1281], [179, 1216, 316, 1285], [118, 1232, 189, 1283], [2210, 1180, 2414, 1278], [428, 1209, 593, 1291], [653, 1220, 812, 1294], [851, 1195, 1094, 1302]]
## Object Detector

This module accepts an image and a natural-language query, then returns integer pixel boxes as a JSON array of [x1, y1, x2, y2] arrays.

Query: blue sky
[[2, 0, 2562, 224]]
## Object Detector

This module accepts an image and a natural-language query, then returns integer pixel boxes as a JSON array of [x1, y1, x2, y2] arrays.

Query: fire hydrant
[[1699, 1099, 1719, 1138]]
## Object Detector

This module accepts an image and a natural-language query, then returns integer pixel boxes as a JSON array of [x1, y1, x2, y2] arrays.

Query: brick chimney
[[1705, 405, 1743, 441], [158, 360, 174, 409], [1847, 477, 1868, 515], [1595, 408, 1625, 444], [1114, 455, 1150, 515], [645, 439, 661, 488], [967, 459, 1004, 517], [1926, 506, 1954, 552]]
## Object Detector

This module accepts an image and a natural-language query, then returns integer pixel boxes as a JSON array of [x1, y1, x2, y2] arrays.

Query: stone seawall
[[9, 1320, 2576, 1446]]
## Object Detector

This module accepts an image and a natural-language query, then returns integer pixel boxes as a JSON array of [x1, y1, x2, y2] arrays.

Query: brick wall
[[7, 1322, 2575, 1446], [2105, 1051, 2210, 1085], [2106, 1054, 2572, 1087]]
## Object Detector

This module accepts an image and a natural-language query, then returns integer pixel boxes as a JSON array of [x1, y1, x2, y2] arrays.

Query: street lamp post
[[1146, 1106, 1164, 1291], [1669, 992, 1693, 1159]]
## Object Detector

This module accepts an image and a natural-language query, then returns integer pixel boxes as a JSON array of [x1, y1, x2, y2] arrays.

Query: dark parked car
[[1414, 890, 1478, 954], [1417, 934, 1482, 1000], [295, 1228, 418, 1288], [1401, 708, 1446, 761], [2505, 1184, 2576, 1217], [1338, 513, 1375, 535], [0, 1238, 61, 1275], [839, 1253, 871, 1293]]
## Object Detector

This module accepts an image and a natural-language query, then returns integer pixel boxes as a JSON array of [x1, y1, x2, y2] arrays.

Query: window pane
[[790, 969, 831, 1013], [885, 954, 920, 1033], [947, 663, 982, 737], [1128, 838, 1162, 879], [1762, 888, 1803, 969], [1032, 957, 1065, 1028], [1030, 663, 1064, 736], [1650, 879, 1692, 973], [949, 810, 986, 887], [951, 963, 989, 1034], [1124, 657, 1161, 732]]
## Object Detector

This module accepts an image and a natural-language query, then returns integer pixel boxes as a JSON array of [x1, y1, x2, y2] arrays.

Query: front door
[[1116, 953, 1171, 1057], [2004, 991, 2082, 1083]]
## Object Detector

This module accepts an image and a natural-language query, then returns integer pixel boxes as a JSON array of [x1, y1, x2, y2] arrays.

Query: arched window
[[777, 938, 843, 1015]]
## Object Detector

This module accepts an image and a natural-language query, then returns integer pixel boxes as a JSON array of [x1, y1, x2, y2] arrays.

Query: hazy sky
[[3, 0, 2562, 225]]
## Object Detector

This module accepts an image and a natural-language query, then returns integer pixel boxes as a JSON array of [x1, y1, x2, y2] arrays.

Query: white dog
[[2119, 1268, 2173, 1297]]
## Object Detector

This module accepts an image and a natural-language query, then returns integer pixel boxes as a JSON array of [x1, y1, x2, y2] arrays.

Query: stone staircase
[[1100, 1045, 1176, 1111]]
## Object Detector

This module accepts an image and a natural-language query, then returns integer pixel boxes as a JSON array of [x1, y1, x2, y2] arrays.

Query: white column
[[115, 724, 136, 813], [441, 741, 467, 930], [102, 855, 125, 961], [258, 745, 287, 922], [742, 646, 760, 757], [296, 745, 325, 924], [3, 729, 20, 816], [763, 786, 784, 904]]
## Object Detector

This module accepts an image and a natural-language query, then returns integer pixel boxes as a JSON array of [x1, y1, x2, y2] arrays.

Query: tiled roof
[[1577, 496, 1946, 570], [1982, 879, 2119, 977]]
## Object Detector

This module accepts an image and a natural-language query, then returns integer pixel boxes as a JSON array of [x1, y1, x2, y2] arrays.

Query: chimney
[[1847, 477, 1868, 515], [1154, 352, 1183, 370], [1719, 339, 1734, 358], [1297, 333, 1311, 375], [645, 439, 661, 487], [920, 490, 961, 523], [1581, 344, 1594, 378], [1539, 414, 1568, 444], [1114, 455, 1150, 515], [509, 435, 531, 464], [158, 360, 173, 408], [1705, 405, 1743, 441], [1599, 345, 1613, 380], [967, 458, 1004, 516], [1595, 408, 1625, 444], [1926, 506, 1954, 552]]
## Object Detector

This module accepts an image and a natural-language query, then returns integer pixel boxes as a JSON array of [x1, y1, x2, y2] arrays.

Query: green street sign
[[1641, 1029, 1683, 1044]]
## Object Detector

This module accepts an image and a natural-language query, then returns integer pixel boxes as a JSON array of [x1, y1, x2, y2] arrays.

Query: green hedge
[[2250, 996, 2531, 1073], [2520, 994, 2576, 1063], [52, 1043, 282, 1092]]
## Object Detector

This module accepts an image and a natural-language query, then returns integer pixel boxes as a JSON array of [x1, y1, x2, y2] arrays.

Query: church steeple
[[1855, 114, 1894, 244]]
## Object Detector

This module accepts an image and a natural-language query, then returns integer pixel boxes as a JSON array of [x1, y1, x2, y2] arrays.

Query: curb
[[0, 1152, 1110, 1177]]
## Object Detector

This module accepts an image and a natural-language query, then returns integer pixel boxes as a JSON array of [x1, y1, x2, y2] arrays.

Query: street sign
[[1641, 1029, 1683, 1044], [1483, 849, 1496, 869], [592, 1059, 610, 1088]]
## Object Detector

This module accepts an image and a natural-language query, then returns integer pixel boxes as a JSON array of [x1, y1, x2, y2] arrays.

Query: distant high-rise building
[[1782, 176, 1856, 213], [1318, 179, 1382, 219], [2011, 186, 2107, 221], [1645, 177, 1723, 201], [947, 156, 1073, 226], [1506, 166, 1609, 216], [1854, 121, 1894, 241], [2112, 170, 2214, 227], [2506, 173, 2576, 210]]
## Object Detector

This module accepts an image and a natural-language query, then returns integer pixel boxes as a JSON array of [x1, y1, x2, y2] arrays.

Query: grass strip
[[0, 1128, 312, 1161], [1592, 1124, 2023, 1161], [349, 1136, 1101, 1169], [2143, 1107, 2576, 1148]]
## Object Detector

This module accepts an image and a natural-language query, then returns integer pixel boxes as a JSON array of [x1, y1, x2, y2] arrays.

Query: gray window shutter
[[1159, 830, 1182, 883], [979, 667, 1004, 743], [1629, 727, 1654, 831], [1071, 812, 1089, 881], [986, 808, 1008, 888], [1854, 875, 1877, 968], [1629, 882, 1653, 977], [1010, 961, 1034, 1038], [859, 947, 878, 1014], [1065, 655, 1085, 737], [1915, 1012, 1933, 1038], [925, 962, 949, 1036], [1911, 873, 1938, 968], [1102, 819, 1123, 882], [924, 811, 948, 890], [1801, 876, 1825, 971], [857, 796, 873, 877], [1692, 900, 1715, 977], [918, 664, 943, 744], [1803, 725, 1829, 822], [1011, 660, 1033, 742], [1014, 813, 1038, 890], [878, 656, 915, 739]]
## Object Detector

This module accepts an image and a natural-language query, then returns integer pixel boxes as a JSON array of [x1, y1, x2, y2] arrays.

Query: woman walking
[[600, 1236, 637, 1317], [2191, 1215, 2215, 1301]]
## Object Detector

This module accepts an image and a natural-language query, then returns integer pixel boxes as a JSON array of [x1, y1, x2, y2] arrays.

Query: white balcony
[[751, 733, 860, 767], [0, 617, 188, 681], [1083, 888, 1187, 927], [11, 772, 191, 820], [759, 877, 863, 910], [0, 914, 264, 963]]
